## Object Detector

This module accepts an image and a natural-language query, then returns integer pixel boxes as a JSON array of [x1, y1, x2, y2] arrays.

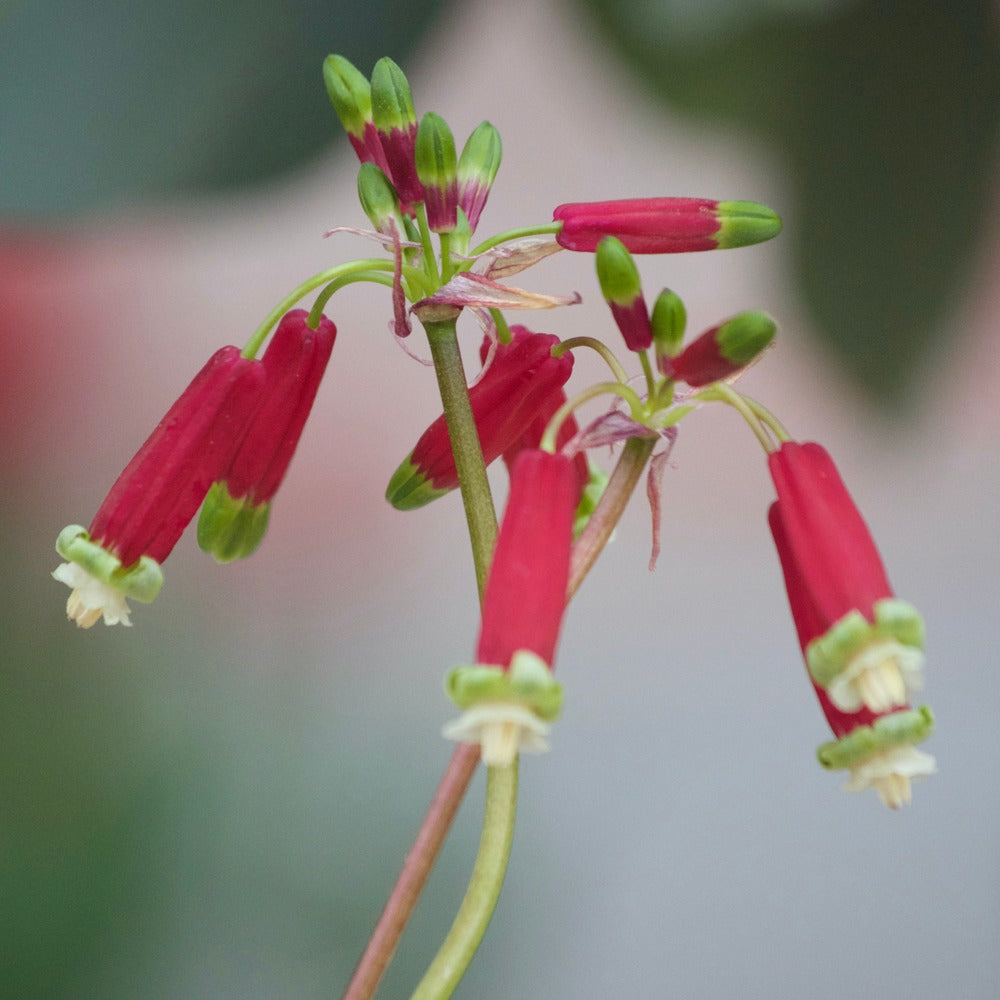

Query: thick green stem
[[409, 761, 519, 1000], [569, 434, 658, 600], [423, 317, 498, 594]]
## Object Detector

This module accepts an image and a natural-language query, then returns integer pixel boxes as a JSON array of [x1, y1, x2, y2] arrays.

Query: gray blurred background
[[2, 1, 998, 997]]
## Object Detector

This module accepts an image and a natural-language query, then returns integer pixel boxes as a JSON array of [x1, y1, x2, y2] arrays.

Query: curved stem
[[341, 744, 481, 1000], [555, 336, 631, 384], [308, 271, 395, 327], [569, 434, 658, 600], [409, 761, 519, 1000], [469, 222, 561, 257], [539, 381, 648, 453], [694, 383, 776, 452], [243, 259, 394, 357]]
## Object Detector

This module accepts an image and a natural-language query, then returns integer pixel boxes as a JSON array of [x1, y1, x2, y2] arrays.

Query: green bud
[[715, 310, 777, 366], [458, 121, 502, 188], [415, 112, 457, 188], [357, 162, 402, 234], [370, 56, 416, 132], [715, 200, 782, 249], [323, 55, 372, 138], [197, 481, 271, 563], [595, 236, 642, 306], [650, 288, 687, 359]]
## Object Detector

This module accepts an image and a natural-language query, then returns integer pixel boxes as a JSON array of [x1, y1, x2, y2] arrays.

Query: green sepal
[[415, 111, 457, 189], [370, 57, 416, 132], [715, 310, 776, 366], [650, 288, 686, 358], [55, 524, 163, 602], [385, 453, 451, 510], [595, 236, 642, 306], [446, 650, 564, 722], [817, 705, 934, 771], [573, 460, 609, 539], [715, 200, 782, 249], [196, 481, 271, 563], [807, 598, 925, 690], [322, 55, 372, 138]]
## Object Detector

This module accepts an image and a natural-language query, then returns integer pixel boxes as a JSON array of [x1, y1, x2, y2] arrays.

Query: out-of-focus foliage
[[0, 0, 444, 215], [578, 0, 1000, 402]]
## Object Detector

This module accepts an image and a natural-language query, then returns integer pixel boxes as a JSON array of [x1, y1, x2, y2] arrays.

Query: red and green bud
[[386, 330, 574, 510], [443, 450, 578, 763], [457, 121, 502, 233], [370, 57, 422, 206], [660, 310, 775, 385], [357, 162, 405, 237], [323, 54, 391, 178], [53, 346, 266, 626], [595, 236, 652, 351], [553, 197, 782, 254], [415, 111, 458, 233], [198, 309, 336, 563], [650, 287, 687, 362], [768, 441, 934, 807]]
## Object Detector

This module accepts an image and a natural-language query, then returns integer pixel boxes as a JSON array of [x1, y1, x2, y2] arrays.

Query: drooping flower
[[53, 346, 265, 626], [767, 441, 934, 807], [553, 197, 782, 254], [198, 310, 336, 562], [660, 310, 776, 385], [386, 329, 574, 509], [443, 450, 580, 764]]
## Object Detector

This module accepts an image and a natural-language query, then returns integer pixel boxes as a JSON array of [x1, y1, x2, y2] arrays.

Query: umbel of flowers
[[52, 47, 937, 1000]]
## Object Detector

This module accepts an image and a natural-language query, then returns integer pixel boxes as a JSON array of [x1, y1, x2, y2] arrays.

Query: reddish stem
[[341, 743, 481, 1000]]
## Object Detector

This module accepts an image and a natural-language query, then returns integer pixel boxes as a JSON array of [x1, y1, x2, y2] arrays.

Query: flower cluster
[[53, 51, 935, 828]]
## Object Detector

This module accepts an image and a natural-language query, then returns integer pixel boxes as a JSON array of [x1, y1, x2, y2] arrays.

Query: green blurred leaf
[[0, 0, 445, 216], [578, 0, 1000, 404]]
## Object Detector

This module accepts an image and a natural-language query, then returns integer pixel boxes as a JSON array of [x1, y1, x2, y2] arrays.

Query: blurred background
[[2, 0, 998, 997]]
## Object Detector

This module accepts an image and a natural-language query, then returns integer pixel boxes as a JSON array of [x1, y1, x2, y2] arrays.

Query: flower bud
[[198, 310, 336, 562], [323, 55, 390, 177], [457, 121, 502, 233], [370, 57, 421, 206], [386, 330, 574, 510], [660, 310, 775, 385], [553, 197, 782, 253], [415, 111, 458, 233], [595, 236, 652, 351], [650, 288, 686, 362], [357, 162, 404, 237]]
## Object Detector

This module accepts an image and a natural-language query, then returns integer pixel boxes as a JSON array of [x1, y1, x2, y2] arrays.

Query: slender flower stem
[[554, 336, 631, 384], [341, 744, 481, 1000], [423, 317, 499, 594], [694, 383, 775, 452], [539, 381, 648, 453], [569, 434, 658, 599], [638, 350, 657, 399], [470, 222, 561, 257], [409, 761, 520, 1000], [244, 259, 393, 358]]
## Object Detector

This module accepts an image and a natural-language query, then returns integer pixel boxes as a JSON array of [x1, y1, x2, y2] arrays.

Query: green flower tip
[[54, 524, 163, 603], [357, 162, 400, 231], [323, 54, 372, 136], [716, 310, 776, 365], [370, 56, 416, 131], [715, 200, 782, 249], [817, 705, 934, 771], [197, 481, 271, 563], [457, 121, 502, 184], [650, 288, 687, 358], [445, 651, 564, 721], [415, 111, 457, 187], [595, 236, 642, 305], [385, 453, 450, 510]]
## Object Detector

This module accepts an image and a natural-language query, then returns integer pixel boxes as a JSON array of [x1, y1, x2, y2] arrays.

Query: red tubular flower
[[444, 450, 579, 764], [53, 346, 265, 626], [198, 310, 337, 562], [386, 329, 574, 509], [768, 441, 934, 807], [553, 197, 782, 254]]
